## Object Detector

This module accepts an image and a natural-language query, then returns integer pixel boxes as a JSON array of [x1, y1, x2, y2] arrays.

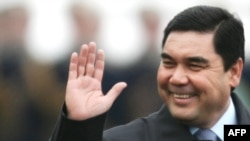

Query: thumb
[[106, 82, 127, 102]]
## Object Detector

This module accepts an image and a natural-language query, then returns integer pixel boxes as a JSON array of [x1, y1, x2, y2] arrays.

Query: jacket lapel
[[231, 92, 250, 124], [149, 105, 196, 141]]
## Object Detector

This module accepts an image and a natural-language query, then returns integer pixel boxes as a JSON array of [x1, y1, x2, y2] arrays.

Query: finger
[[68, 52, 78, 80], [85, 42, 96, 76], [78, 44, 88, 76], [93, 49, 105, 81], [106, 82, 127, 102]]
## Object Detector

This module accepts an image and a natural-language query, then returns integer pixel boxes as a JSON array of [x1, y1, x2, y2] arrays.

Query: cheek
[[157, 67, 170, 87], [194, 73, 231, 104], [205, 72, 231, 94], [157, 67, 172, 100]]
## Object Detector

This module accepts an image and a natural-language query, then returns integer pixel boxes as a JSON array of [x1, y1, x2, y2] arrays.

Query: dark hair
[[162, 5, 245, 71]]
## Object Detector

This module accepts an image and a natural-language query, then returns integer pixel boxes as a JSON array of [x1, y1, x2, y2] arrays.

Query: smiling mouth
[[172, 93, 196, 99]]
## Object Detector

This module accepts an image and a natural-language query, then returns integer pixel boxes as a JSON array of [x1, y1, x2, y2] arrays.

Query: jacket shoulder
[[103, 109, 161, 141]]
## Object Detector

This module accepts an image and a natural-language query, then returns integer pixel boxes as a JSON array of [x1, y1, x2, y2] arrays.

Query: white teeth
[[173, 94, 192, 99]]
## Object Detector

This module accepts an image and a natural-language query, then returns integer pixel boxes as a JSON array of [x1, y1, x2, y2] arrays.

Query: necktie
[[195, 129, 218, 141]]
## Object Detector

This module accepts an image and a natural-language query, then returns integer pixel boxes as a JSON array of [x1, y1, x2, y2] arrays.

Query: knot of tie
[[195, 129, 218, 141]]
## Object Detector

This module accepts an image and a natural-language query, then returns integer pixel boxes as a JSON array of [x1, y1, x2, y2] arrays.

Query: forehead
[[163, 31, 216, 57]]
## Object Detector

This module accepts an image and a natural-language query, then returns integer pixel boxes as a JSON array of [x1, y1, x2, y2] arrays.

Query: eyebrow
[[186, 57, 209, 64], [161, 53, 173, 60], [161, 52, 209, 64]]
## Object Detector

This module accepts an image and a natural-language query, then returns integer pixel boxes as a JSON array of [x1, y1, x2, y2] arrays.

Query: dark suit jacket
[[49, 93, 250, 141]]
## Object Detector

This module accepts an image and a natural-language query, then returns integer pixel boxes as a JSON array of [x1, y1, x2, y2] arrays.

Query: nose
[[169, 66, 189, 85]]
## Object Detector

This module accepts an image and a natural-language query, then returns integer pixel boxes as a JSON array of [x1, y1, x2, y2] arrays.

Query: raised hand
[[65, 42, 127, 120]]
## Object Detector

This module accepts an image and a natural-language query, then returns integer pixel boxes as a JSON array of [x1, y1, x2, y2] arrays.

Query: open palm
[[65, 42, 127, 120]]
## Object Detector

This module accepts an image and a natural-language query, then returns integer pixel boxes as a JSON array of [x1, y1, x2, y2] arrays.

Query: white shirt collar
[[190, 97, 237, 140]]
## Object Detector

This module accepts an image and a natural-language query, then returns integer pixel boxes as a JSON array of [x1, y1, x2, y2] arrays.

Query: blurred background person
[[98, 2, 165, 129], [0, 2, 64, 141], [53, 1, 101, 87], [0, 4, 42, 141], [122, 4, 163, 123]]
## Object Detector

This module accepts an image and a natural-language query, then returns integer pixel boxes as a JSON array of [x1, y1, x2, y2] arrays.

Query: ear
[[229, 58, 243, 88]]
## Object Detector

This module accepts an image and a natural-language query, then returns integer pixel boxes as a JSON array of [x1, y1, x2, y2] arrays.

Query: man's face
[[157, 31, 238, 128]]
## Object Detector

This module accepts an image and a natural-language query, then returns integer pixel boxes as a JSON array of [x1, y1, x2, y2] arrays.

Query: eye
[[162, 60, 176, 68], [188, 64, 205, 71]]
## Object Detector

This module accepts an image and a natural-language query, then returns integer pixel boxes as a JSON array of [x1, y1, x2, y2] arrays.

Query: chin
[[172, 113, 198, 126], [169, 107, 196, 121]]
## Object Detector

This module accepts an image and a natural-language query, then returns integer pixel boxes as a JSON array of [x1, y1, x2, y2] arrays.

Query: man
[[49, 5, 250, 141]]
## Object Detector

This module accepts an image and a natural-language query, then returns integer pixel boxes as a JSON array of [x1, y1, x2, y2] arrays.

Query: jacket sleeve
[[49, 104, 107, 141]]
